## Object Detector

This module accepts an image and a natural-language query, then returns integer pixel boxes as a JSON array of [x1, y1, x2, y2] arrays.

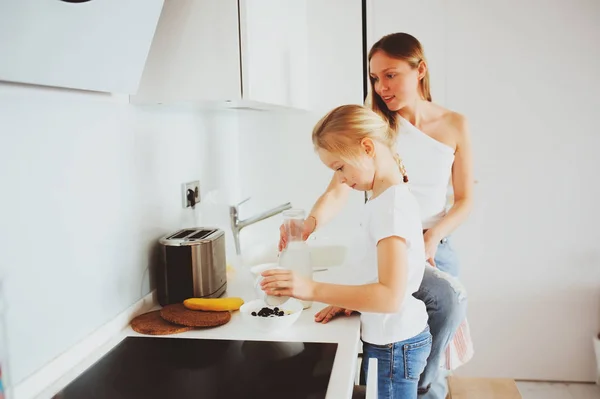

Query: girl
[[262, 104, 432, 398], [279, 32, 473, 399]]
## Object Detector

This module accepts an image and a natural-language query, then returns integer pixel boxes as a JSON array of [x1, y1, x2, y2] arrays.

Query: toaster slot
[[188, 229, 215, 240], [167, 229, 196, 240]]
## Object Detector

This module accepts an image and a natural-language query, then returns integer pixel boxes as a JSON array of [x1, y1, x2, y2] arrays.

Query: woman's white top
[[396, 116, 455, 229]]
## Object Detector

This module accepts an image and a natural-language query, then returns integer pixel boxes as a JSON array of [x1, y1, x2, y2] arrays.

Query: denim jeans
[[434, 236, 461, 278], [361, 327, 432, 399], [413, 237, 467, 399]]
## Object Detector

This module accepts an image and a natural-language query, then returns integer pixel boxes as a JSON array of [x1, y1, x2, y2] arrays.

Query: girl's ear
[[418, 60, 428, 80], [360, 138, 375, 157]]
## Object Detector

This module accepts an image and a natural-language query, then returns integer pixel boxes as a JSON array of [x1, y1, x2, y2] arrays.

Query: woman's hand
[[278, 216, 317, 251], [260, 269, 315, 301], [423, 230, 441, 267], [314, 306, 354, 324]]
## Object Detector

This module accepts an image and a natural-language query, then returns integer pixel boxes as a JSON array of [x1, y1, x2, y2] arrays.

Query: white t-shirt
[[355, 184, 428, 345]]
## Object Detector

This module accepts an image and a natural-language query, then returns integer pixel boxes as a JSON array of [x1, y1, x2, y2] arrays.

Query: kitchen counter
[[30, 266, 361, 399]]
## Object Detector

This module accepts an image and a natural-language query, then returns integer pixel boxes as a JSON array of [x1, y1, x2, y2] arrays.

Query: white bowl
[[239, 298, 303, 333]]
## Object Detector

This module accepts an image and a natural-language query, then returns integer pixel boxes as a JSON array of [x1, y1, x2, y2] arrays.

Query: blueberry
[[274, 307, 279, 312], [251, 311, 257, 316]]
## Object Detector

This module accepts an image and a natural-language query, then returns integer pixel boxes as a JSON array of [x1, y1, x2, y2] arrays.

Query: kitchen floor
[[516, 382, 600, 399]]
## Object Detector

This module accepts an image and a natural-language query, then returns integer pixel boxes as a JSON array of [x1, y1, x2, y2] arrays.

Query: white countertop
[[28, 266, 361, 399]]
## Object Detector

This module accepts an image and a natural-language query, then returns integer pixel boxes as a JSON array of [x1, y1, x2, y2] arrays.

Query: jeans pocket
[[403, 334, 432, 380]]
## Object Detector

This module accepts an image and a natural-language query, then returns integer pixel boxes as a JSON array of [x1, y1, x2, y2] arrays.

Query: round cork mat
[[130, 310, 194, 335], [160, 303, 231, 327]]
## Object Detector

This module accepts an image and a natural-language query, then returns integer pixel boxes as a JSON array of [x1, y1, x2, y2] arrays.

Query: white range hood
[[0, 0, 164, 94]]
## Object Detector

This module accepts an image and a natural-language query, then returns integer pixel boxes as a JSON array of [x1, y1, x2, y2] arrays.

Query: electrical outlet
[[182, 181, 200, 208]]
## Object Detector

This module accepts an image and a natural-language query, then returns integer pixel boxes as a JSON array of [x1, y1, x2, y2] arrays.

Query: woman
[[279, 33, 473, 398], [366, 32, 473, 276]]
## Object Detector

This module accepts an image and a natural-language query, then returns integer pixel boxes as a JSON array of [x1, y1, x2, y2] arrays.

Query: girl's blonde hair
[[312, 104, 409, 182], [368, 32, 431, 132]]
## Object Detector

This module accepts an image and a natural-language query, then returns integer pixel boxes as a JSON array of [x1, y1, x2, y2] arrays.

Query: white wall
[[447, 0, 600, 382], [369, 0, 600, 382], [0, 82, 213, 386]]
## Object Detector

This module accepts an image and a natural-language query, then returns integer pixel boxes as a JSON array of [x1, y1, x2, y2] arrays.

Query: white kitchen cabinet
[[307, 0, 365, 112], [0, 0, 164, 94], [240, 0, 309, 109], [132, 0, 310, 110]]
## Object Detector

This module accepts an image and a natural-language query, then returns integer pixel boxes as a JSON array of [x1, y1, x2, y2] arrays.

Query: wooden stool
[[447, 377, 522, 399]]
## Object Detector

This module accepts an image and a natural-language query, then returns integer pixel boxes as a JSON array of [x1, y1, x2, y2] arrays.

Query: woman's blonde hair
[[368, 32, 431, 132], [312, 104, 408, 182]]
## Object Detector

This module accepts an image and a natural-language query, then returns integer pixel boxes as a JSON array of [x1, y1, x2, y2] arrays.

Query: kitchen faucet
[[229, 197, 292, 255]]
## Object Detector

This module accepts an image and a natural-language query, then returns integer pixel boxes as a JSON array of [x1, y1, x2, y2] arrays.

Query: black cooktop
[[52, 336, 338, 399]]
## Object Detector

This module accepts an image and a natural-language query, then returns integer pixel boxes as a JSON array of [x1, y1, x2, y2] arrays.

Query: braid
[[394, 153, 409, 183]]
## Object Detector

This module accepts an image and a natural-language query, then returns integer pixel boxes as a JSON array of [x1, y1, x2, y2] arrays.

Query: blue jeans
[[413, 237, 467, 399], [435, 237, 461, 277], [361, 327, 432, 399]]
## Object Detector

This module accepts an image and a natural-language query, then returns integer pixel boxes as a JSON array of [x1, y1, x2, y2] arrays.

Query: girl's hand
[[278, 216, 317, 252], [423, 230, 440, 267], [314, 306, 354, 324], [260, 269, 315, 301]]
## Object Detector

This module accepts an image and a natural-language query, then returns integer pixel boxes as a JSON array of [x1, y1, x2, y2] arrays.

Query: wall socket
[[182, 181, 200, 208]]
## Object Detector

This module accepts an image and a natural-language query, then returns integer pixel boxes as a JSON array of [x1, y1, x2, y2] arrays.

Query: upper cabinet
[[132, 0, 364, 111], [0, 0, 164, 94], [306, 0, 364, 112], [240, 0, 309, 109], [132, 0, 309, 110], [0, 0, 364, 110]]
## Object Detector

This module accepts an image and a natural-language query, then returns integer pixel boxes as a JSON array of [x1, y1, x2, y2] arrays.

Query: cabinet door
[[307, 0, 364, 112], [132, 0, 242, 104], [239, 0, 309, 109], [0, 0, 164, 94]]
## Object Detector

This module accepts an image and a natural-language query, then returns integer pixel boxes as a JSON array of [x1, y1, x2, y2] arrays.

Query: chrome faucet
[[230, 197, 292, 255]]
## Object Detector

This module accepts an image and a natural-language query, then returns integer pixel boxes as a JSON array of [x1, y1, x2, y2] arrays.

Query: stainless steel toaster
[[156, 227, 227, 306]]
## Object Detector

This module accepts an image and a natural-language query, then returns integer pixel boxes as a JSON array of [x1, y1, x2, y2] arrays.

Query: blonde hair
[[368, 32, 431, 131], [312, 105, 409, 182]]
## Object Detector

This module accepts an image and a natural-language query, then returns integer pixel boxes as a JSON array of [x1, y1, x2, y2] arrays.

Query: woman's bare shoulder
[[446, 111, 469, 137], [432, 103, 470, 140]]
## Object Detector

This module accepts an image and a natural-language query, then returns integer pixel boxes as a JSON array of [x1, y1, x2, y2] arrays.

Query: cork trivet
[[130, 310, 194, 335], [160, 303, 231, 327]]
